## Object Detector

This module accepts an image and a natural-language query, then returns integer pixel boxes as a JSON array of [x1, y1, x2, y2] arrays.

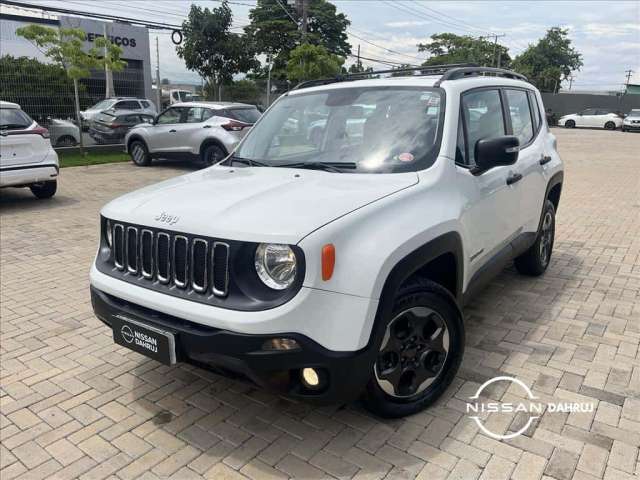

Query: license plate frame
[[111, 314, 176, 366]]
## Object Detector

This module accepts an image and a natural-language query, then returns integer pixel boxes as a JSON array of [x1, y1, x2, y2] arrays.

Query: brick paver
[[1, 129, 639, 479]]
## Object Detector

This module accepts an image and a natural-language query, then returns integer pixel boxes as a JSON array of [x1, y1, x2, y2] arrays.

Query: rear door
[[0, 108, 49, 167]]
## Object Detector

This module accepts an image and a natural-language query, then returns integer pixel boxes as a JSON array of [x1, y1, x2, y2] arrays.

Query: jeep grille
[[110, 222, 229, 297]]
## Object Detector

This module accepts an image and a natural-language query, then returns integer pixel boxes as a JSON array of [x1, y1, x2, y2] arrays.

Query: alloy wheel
[[375, 306, 449, 398], [539, 211, 554, 268], [132, 144, 145, 164]]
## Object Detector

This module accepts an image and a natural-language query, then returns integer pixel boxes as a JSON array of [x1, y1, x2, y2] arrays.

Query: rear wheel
[[130, 140, 151, 166], [202, 144, 227, 166], [564, 119, 575, 128], [515, 200, 555, 276], [362, 279, 464, 418], [30, 180, 57, 199], [604, 121, 616, 130], [56, 135, 77, 147]]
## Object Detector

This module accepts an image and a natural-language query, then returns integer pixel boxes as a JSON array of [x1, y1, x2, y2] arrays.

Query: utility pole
[[155, 36, 161, 111], [625, 69, 634, 90], [568, 74, 575, 90], [295, 0, 308, 41], [266, 54, 273, 107], [487, 33, 506, 68], [357, 44, 361, 71]]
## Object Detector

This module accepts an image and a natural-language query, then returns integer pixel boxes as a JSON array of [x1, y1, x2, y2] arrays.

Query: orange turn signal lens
[[321, 244, 335, 281]]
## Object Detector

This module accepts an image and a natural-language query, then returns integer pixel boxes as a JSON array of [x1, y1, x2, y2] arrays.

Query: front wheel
[[130, 140, 151, 166], [362, 279, 464, 418], [515, 199, 556, 276], [30, 180, 57, 199], [565, 120, 575, 128], [202, 144, 227, 166], [604, 121, 616, 130]]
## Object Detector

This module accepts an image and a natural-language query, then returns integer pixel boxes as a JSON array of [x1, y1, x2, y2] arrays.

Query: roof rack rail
[[434, 67, 528, 86], [292, 64, 528, 91], [293, 63, 478, 90]]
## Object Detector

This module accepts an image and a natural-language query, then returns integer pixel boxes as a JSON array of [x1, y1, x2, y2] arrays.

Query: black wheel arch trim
[[543, 171, 563, 216], [367, 232, 464, 352], [127, 135, 147, 153]]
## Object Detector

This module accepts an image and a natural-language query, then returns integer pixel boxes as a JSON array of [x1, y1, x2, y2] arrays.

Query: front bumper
[[623, 123, 640, 130], [91, 286, 374, 404]]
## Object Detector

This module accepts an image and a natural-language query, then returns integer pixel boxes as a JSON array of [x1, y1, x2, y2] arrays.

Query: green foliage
[[418, 33, 510, 68], [286, 44, 344, 83], [245, 0, 351, 79], [348, 61, 373, 74], [0, 55, 82, 121], [58, 150, 129, 168], [15, 24, 125, 80], [512, 27, 583, 92], [177, 2, 258, 87], [220, 79, 261, 104]]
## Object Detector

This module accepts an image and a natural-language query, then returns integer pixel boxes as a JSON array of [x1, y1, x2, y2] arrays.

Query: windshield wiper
[[275, 161, 357, 173], [225, 155, 268, 167]]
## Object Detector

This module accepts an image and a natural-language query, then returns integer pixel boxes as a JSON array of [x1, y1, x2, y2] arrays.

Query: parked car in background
[[89, 110, 155, 144], [622, 109, 640, 132], [124, 102, 261, 167], [0, 101, 59, 198], [80, 97, 157, 129], [558, 108, 622, 130], [48, 118, 80, 147]]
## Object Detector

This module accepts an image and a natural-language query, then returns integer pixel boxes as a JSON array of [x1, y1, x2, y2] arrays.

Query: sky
[[2, 0, 639, 91]]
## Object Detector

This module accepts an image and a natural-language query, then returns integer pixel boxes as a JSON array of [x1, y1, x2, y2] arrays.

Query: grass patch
[[59, 150, 129, 168]]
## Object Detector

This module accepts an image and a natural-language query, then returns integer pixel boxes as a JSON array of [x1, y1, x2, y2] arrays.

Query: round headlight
[[105, 219, 112, 248], [255, 243, 297, 290]]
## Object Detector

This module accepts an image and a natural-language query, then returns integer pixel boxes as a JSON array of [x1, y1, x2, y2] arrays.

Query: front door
[[148, 107, 187, 153]]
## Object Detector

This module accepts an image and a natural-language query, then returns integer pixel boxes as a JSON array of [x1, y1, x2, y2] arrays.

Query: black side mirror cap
[[474, 135, 520, 173]]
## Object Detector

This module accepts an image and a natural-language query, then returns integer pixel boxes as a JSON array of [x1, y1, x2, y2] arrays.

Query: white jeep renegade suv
[[90, 66, 563, 417]]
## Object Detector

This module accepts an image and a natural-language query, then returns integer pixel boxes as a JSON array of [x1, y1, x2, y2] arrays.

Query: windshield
[[0, 108, 33, 130], [235, 86, 444, 173]]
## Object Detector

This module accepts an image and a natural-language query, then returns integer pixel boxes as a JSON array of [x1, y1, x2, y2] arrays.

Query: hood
[[102, 166, 418, 244]]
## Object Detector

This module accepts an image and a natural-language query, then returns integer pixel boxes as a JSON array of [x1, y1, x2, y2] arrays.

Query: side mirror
[[474, 135, 519, 172]]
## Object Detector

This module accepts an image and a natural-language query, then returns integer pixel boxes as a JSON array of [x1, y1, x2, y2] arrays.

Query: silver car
[[124, 102, 261, 167], [81, 97, 157, 129], [48, 119, 80, 147]]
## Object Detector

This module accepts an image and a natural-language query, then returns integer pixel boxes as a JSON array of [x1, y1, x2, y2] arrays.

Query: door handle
[[506, 173, 523, 185], [202, 125, 212, 129], [539, 155, 552, 166], [169, 129, 177, 133]]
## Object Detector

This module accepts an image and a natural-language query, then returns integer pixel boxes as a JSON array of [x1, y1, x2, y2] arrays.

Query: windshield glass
[[235, 86, 444, 173], [0, 108, 33, 130]]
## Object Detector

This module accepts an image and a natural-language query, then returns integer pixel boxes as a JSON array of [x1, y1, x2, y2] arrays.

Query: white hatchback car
[[0, 101, 59, 198], [558, 108, 622, 130]]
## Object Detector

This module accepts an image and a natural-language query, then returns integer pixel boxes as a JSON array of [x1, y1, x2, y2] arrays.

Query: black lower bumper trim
[[90, 286, 373, 404]]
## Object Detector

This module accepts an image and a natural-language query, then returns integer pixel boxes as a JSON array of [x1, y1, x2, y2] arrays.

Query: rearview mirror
[[474, 135, 519, 172]]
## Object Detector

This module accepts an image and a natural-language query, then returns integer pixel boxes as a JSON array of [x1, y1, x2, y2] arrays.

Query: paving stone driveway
[[1, 129, 639, 480]]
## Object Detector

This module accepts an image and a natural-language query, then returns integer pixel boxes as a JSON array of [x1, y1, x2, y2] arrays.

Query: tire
[[514, 200, 556, 276], [362, 278, 465, 418], [564, 120, 575, 128], [604, 121, 616, 130], [30, 180, 57, 199], [56, 135, 77, 147], [130, 140, 151, 166], [202, 143, 227, 167]]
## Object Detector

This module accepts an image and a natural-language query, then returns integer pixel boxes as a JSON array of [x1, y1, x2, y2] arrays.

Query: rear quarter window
[[225, 107, 261, 124]]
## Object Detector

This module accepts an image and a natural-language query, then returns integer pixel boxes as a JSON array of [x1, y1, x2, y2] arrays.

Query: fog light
[[301, 368, 320, 389], [262, 338, 300, 351]]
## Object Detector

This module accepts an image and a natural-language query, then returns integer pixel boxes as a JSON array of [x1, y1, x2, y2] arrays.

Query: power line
[[347, 29, 425, 63]]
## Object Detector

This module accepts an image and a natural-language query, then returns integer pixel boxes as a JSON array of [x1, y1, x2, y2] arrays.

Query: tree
[[348, 62, 373, 74], [220, 79, 261, 104], [245, 0, 350, 79], [512, 27, 583, 92], [418, 33, 510, 68], [286, 44, 344, 83], [177, 1, 259, 100], [16, 24, 125, 151]]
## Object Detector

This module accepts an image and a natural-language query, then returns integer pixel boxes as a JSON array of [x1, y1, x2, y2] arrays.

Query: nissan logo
[[121, 325, 134, 344]]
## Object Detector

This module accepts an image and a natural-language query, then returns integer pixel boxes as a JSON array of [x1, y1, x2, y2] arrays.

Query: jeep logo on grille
[[155, 212, 180, 226]]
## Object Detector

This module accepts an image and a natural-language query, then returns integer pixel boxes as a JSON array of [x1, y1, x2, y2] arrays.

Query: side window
[[505, 89, 534, 145], [202, 109, 216, 121], [461, 89, 505, 165], [124, 115, 140, 123], [114, 101, 141, 110], [528, 91, 541, 131], [186, 107, 204, 123], [581, 108, 596, 115], [156, 108, 183, 124]]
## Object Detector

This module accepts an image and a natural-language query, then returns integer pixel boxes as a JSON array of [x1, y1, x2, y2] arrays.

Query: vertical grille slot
[[173, 236, 188, 288], [156, 233, 171, 283], [113, 224, 125, 270], [191, 239, 208, 293], [212, 242, 230, 296], [140, 230, 154, 279], [126, 227, 139, 274]]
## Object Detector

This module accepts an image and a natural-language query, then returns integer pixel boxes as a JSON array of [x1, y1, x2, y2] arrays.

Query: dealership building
[[0, 12, 154, 106]]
